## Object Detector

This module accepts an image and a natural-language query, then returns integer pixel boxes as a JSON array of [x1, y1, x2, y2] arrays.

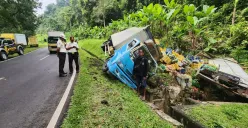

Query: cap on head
[[59, 34, 66, 40]]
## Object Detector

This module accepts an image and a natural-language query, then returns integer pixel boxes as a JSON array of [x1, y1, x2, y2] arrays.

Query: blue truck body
[[106, 39, 139, 88], [102, 26, 161, 89]]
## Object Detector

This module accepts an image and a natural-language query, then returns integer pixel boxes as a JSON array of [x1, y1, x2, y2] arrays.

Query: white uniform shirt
[[66, 42, 79, 53], [57, 39, 67, 53]]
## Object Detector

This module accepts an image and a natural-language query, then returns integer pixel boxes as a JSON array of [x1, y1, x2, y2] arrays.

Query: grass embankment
[[62, 39, 172, 128], [185, 104, 248, 128]]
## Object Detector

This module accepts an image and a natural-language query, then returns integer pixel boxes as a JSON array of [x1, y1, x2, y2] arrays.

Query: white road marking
[[47, 70, 76, 128], [0, 48, 42, 64], [40, 55, 50, 61], [0, 77, 6, 81]]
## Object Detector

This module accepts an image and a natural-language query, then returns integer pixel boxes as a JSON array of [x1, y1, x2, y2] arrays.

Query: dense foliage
[[38, 0, 248, 60], [0, 0, 40, 36]]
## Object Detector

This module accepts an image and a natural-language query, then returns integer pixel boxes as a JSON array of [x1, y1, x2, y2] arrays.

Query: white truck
[[0, 33, 27, 60], [0, 33, 27, 46]]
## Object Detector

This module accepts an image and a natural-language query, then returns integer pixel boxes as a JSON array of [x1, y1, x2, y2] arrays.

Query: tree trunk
[[103, 14, 106, 27], [232, 6, 236, 25], [104, 18, 106, 27]]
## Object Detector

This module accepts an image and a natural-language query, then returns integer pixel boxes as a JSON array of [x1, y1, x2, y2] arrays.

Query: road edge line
[[46, 70, 76, 128]]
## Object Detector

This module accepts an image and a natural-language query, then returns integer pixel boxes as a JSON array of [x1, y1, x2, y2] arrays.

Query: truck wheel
[[102, 58, 110, 72], [102, 62, 109, 72], [0, 51, 8, 61], [18, 47, 24, 55]]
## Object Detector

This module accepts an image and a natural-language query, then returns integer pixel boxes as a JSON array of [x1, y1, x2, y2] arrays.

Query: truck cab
[[47, 31, 64, 53], [0, 38, 24, 61], [102, 26, 161, 89]]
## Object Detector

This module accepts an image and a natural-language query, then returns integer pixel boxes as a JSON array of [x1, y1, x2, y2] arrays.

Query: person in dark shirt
[[133, 49, 148, 100]]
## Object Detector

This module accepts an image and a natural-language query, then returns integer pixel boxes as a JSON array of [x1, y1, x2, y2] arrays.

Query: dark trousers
[[59, 52, 66, 75], [136, 75, 146, 95], [68, 52, 79, 72]]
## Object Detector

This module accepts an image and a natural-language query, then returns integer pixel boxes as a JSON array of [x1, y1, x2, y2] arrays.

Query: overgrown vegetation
[[38, 0, 248, 57], [185, 103, 248, 128], [0, 0, 40, 36], [62, 39, 172, 128]]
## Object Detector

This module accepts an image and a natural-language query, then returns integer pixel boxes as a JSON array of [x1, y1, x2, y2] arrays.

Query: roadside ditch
[[82, 47, 247, 128]]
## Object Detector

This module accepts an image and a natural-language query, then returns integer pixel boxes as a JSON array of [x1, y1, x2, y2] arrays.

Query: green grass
[[185, 104, 248, 128], [61, 39, 172, 128]]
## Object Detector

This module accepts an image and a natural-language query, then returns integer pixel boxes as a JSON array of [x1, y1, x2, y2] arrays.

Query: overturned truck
[[101, 26, 162, 89]]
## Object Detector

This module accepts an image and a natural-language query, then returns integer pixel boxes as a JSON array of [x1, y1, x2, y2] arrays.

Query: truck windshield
[[48, 37, 59, 44], [132, 45, 157, 75], [0, 38, 3, 42], [145, 41, 160, 61]]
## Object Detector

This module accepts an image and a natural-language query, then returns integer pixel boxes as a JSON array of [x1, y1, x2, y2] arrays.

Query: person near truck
[[133, 49, 149, 100], [57, 34, 67, 77], [66, 36, 79, 74]]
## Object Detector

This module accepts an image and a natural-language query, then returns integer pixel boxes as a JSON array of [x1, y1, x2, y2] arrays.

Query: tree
[[0, 0, 40, 36], [232, 0, 239, 25]]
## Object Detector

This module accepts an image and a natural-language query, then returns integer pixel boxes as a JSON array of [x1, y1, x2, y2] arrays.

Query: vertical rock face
[[146, 72, 186, 114], [166, 86, 182, 101]]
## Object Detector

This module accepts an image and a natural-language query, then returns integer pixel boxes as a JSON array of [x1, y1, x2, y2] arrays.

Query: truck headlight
[[117, 61, 124, 68]]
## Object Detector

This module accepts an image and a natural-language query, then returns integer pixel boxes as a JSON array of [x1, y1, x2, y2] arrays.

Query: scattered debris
[[101, 100, 109, 106], [93, 76, 97, 81]]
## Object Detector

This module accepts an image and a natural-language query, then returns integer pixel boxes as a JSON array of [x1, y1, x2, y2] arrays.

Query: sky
[[36, 0, 57, 15]]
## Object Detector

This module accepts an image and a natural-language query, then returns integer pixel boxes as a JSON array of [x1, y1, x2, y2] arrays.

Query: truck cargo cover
[[111, 26, 150, 49], [48, 31, 63, 37], [209, 58, 248, 88]]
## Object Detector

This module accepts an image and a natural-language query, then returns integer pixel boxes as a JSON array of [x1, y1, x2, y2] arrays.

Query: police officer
[[57, 34, 67, 77], [133, 49, 148, 100], [66, 36, 79, 74]]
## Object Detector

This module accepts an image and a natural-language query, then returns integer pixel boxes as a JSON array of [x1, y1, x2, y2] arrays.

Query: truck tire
[[18, 47, 24, 55], [0, 51, 8, 61], [102, 61, 108, 72], [102, 58, 110, 72]]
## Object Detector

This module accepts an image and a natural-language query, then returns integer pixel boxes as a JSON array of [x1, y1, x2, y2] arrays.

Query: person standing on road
[[133, 49, 149, 100], [57, 34, 67, 77], [66, 36, 79, 74]]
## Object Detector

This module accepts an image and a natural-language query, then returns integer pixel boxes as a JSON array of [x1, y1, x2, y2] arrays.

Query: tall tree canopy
[[0, 0, 40, 36]]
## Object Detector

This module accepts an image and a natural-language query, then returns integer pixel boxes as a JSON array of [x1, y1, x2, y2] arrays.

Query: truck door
[[117, 40, 138, 78], [131, 45, 158, 76]]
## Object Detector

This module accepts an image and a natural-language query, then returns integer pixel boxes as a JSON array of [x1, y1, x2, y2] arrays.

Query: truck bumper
[[48, 47, 57, 52]]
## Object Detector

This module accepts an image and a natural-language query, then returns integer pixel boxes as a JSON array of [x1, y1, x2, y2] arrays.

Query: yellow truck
[[47, 31, 64, 54], [0, 38, 24, 61], [0, 33, 27, 45], [28, 36, 38, 47]]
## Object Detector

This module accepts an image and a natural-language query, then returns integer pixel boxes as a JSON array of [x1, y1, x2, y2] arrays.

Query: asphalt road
[[0, 48, 72, 128]]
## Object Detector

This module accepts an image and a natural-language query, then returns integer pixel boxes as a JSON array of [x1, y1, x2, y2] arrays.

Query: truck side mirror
[[44, 39, 47, 42]]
